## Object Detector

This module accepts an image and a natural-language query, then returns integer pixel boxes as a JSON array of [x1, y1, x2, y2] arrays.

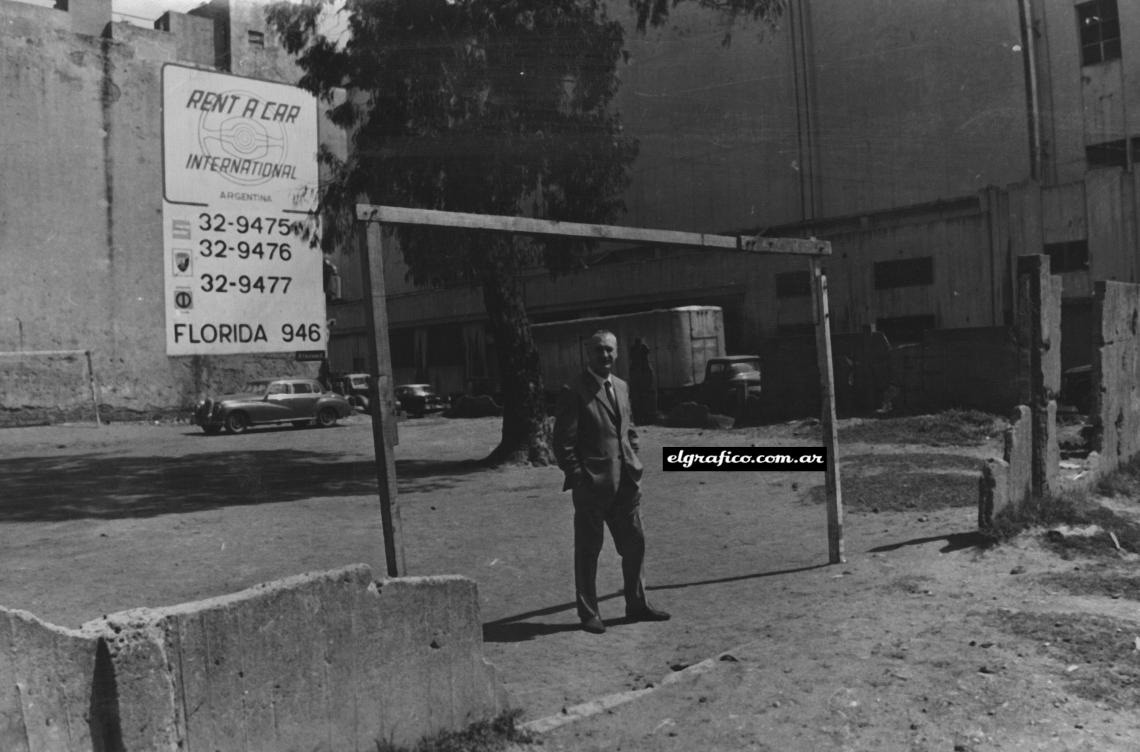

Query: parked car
[[1060, 364, 1093, 414], [395, 383, 449, 418], [697, 355, 763, 418], [330, 372, 374, 411], [193, 378, 354, 435]]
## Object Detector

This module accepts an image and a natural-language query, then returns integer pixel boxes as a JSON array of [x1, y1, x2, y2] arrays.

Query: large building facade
[[328, 0, 1139, 396]]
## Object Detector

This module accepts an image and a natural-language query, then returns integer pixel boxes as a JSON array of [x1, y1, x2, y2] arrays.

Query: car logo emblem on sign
[[174, 288, 193, 310]]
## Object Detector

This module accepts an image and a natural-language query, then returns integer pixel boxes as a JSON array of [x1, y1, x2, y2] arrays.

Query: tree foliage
[[267, 0, 639, 287]]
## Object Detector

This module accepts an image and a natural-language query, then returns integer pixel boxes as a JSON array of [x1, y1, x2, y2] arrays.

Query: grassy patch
[[810, 453, 980, 512], [1097, 454, 1140, 498], [887, 574, 935, 595], [987, 490, 1140, 556], [1038, 565, 1140, 601], [838, 409, 1006, 447], [376, 710, 534, 752], [984, 611, 1140, 709]]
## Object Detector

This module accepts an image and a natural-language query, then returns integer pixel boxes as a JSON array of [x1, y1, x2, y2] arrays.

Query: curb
[[521, 650, 734, 734]]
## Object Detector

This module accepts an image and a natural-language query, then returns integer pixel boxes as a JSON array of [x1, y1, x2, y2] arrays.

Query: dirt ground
[[2, 413, 1140, 750]]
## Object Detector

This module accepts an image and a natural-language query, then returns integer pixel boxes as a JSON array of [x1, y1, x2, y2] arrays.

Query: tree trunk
[[480, 260, 553, 467]]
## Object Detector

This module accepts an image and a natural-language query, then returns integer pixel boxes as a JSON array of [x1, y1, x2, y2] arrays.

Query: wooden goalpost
[[354, 204, 844, 576]]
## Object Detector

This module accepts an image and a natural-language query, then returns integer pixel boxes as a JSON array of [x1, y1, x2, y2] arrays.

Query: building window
[[248, 30, 265, 48], [1045, 240, 1090, 273], [876, 315, 936, 345], [1077, 0, 1121, 66], [1086, 139, 1127, 167], [873, 257, 934, 290], [775, 271, 812, 298]]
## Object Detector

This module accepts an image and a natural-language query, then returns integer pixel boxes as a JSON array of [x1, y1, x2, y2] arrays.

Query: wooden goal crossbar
[[356, 204, 831, 257], [354, 204, 843, 576]]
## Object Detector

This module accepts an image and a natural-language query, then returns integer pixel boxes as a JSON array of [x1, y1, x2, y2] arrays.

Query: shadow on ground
[[0, 450, 487, 522], [868, 531, 989, 554], [482, 564, 830, 643]]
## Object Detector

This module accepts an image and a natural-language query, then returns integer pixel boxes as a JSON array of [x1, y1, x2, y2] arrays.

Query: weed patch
[[1097, 455, 1140, 498], [811, 453, 980, 512], [838, 410, 1006, 447], [984, 611, 1140, 709], [988, 490, 1140, 556], [375, 709, 534, 752], [1037, 565, 1140, 601]]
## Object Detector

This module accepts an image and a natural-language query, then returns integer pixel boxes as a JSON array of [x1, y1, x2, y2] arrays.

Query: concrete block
[[0, 608, 100, 752], [1004, 406, 1032, 505], [978, 458, 1008, 529], [1093, 340, 1140, 476], [81, 564, 506, 752], [1094, 280, 1140, 345]]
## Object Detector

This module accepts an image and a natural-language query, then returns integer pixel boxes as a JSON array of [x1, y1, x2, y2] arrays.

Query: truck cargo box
[[532, 306, 725, 394]]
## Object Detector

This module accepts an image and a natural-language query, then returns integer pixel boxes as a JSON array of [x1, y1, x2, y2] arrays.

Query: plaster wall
[[0, 1, 319, 422], [1092, 280, 1140, 475]]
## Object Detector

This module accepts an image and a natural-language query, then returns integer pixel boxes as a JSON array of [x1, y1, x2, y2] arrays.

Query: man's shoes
[[625, 605, 671, 622], [581, 617, 606, 634]]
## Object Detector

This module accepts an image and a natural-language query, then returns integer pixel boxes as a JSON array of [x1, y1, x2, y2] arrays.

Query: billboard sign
[[162, 64, 325, 356]]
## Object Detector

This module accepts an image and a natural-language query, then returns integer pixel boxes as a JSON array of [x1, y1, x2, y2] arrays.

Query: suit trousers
[[571, 470, 648, 623]]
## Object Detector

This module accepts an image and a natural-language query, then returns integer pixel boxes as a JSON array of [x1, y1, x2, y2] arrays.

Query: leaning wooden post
[[84, 350, 101, 427], [358, 220, 406, 577], [810, 257, 844, 564]]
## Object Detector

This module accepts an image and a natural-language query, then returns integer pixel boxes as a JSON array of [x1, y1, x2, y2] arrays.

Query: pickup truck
[[697, 355, 763, 418]]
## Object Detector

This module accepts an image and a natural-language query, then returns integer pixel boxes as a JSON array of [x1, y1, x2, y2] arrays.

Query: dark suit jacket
[[553, 371, 643, 499]]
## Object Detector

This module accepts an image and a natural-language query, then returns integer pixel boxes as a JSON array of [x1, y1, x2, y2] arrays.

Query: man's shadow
[[482, 563, 828, 643]]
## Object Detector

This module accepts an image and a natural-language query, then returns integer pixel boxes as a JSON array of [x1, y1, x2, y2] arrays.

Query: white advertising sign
[[162, 63, 325, 356]]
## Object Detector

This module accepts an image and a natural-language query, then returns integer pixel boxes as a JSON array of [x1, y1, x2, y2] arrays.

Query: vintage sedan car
[[194, 378, 354, 435], [395, 383, 449, 418]]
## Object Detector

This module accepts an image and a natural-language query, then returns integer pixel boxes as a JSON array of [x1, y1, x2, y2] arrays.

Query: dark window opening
[[775, 271, 812, 298], [874, 257, 934, 290], [876, 315, 936, 345], [389, 329, 414, 369], [248, 30, 265, 47], [1077, 0, 1121, 66], [427, 325, 464, 367], [1045, 240, 1090, 273], [1085, 139, 1130, 167]]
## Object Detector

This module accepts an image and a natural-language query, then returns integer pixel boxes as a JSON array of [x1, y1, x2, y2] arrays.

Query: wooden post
[[84, 350, 101, 427], [358, 221, 406, 577], [810, 258, 844, 564]]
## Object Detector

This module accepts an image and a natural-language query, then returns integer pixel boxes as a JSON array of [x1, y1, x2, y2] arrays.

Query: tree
[[267, 0, 784, 466]]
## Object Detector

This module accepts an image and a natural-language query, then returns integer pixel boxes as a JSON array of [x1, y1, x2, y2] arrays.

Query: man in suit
[[553, 329, 670, 634]]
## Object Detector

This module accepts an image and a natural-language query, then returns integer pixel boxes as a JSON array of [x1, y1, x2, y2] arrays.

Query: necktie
[[604, 380, 619, 421]]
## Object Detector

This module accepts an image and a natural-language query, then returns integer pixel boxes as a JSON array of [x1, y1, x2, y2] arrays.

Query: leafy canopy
[[268, 0, 646, 286]]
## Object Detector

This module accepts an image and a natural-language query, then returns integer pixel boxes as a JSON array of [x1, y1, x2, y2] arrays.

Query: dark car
[[193, 378, 354, 434], [395, 383, 449, 418], [331, 372, 374, 411], [698, 356, 763, 418]]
